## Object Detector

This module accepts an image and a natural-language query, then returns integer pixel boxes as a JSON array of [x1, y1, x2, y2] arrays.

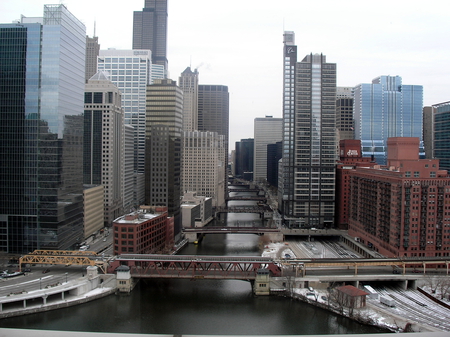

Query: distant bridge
[[215, 205, 272, 214], [183, 226, 280, 234], [108, 254, 282, 280], [226, 195, 267, 202]]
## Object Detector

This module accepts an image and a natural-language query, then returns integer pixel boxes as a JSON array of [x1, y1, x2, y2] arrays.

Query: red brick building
[[113, 206, 174, 255], [335, 140, 376, 229], [348, 137, 450, 258]]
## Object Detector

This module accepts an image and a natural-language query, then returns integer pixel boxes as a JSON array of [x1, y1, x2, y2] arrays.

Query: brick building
[[335, 140, 376, 229], [348, 137, 450, 258], [113, 206, 174, 255]]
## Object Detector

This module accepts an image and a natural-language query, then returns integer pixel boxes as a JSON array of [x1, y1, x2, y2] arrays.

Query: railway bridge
[[107, 254, 282, 280], [182, 226, 283, 243]]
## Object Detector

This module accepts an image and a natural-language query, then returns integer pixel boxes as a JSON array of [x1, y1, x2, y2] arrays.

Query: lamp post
[[39, 277, 42, 290], [65, 272, 68, 283]]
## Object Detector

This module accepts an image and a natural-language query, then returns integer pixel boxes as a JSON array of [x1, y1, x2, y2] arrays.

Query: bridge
[[226, 195, 267, 202], [183, 226, 280, 234], [107, 254, 282, 280], [19, 250, 107, 273], [228, 188, 260, 193]]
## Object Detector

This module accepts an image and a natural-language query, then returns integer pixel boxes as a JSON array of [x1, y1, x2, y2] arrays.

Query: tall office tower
[[234, 139, 254, 180], [422, 105, 435, 160], [431, 102, 450, 171], [279, 32, 337, 228], [0, 5, 86, 253], [253, 116, 283, 182], [182, 131, 226, 207], [267, 141, 282, 188], [123, 125, 136, 211], [84, 71, 124, 225], [353, 75, 423, 165], [97, 49, 152, 174], [179, 67, 199, 131], [133, 0, 168, 74], [336, 86, 354, 141], [85, 35, 100, 82], [198, 85, 229, 183], [145, 79, 183, 238]]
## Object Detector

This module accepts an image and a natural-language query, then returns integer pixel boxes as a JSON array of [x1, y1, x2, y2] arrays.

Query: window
[[93, 92, 103, 103]]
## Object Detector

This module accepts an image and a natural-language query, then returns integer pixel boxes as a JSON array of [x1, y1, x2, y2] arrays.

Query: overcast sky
[[1, 0, 449, 151]]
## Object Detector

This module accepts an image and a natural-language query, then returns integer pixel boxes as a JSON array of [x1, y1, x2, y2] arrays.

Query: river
[[0, 190, 389, 335]]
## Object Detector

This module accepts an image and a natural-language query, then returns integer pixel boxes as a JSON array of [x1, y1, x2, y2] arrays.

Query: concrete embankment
[[0, 274, 117, 319]]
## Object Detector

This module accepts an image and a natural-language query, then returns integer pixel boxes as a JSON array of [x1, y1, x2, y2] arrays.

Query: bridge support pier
[[263, 232, 284, 242], [185, 232, 198, 243]]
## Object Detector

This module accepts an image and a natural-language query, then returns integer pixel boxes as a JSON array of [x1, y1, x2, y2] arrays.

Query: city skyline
[[1, 0, 449, 150]]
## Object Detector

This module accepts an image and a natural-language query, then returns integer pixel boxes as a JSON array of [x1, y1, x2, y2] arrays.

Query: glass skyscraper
[[279, 32, 337, 228], [353, 75, 423, 164], [0, 5, 86, 253]]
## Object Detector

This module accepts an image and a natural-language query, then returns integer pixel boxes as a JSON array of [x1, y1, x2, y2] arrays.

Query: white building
[[182, 131, 226, 207], [181, 192, 213, 228], [179, 67, 199, 132], [97, 49, 152, 174], [253, 116, 283, 181]]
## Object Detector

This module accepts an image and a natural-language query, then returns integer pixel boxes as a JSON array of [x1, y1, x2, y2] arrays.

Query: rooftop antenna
[[93, 21, 96, 37]]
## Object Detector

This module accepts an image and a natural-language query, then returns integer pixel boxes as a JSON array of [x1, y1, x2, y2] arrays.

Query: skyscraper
[[353, 75, 423, 164], [145, 79, 183, 238], [279, 32, 337, 228], [133, 0, 168, 74], [179, 67, 199, 132], [198, 84, 229, 190], [253, 116, 283, 182], [97, 49, 152, 174], [85, 35, 100, 82], [336, 86, 354, 141], [0, 5, 86, 253], [182, 131, 226, 207], [84, 71, 124, 225], [431, 101, 450, 171]]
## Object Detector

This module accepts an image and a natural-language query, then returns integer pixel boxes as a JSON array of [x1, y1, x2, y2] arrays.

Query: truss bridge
[[108, 254, 282, 280]]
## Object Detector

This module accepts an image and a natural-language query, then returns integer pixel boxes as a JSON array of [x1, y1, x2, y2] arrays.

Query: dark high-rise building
[[145, 79, 183, 238], [198, 84, 229, 183], [336, 87, 354, 141], [85, 35, 100, 82], [279, 31, 337, 228], [133, 0, 168, 73], [235, 139, 254, 179], [267, 142, 282, 188], [0, 5, 86, 253], [432, 101, 450, 171]]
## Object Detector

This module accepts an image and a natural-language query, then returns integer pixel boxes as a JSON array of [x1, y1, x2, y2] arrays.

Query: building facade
[[335, 140, 375, 229], [83, 185, 104, 239], [85, 35, 100, 82], [267, 141, 282, 188], [235, 139, 254, 179], [279, 31, 337, 228], [253, 116, 283, 182], [145, 79, 183, 238], [97, 49, 152, 175], [133, 0, 168, 74], [84, 71, 124, 225], [348, 137, 450, 258], [0, 5, 86, 253], [179, 67, 199, 132], [198, 84, 229, 183], [336, 86, 354, 141], [182, 131, 226, 207], [353, 75, 423, 165], [181, 192, 213, 228], [432, 102, 450, 171], [113, 206, 174, 255]]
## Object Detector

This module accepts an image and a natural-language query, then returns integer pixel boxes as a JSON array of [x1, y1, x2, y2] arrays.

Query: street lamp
[[39, 277, 42, 290], [65, 272, 68, 283]]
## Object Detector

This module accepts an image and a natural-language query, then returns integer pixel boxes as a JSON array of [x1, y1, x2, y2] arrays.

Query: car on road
[[42, 269, 50, 274]]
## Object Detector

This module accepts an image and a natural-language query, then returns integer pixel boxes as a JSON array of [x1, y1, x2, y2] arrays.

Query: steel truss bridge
[[214, 205, 272, 214], [108, 254, 282, 280], [19, 250, 107, 273], [182, 227, 279, 234], [226, 195, 267, 202]]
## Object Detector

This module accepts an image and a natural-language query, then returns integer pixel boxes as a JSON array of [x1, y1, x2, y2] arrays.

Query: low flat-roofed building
[[113, 206, 174, 255]]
